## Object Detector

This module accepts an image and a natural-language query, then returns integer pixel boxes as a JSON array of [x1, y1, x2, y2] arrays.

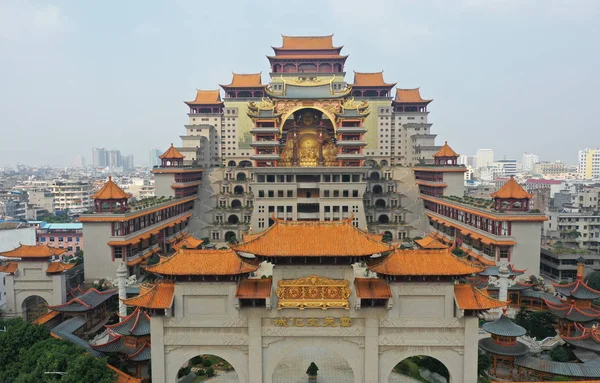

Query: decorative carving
[[276, 275, 351, 310]]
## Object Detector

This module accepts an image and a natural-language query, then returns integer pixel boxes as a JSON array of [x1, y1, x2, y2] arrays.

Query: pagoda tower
[[267, 35, 347, 75], [414, 141, 466, 198], [545, 257, 600, 335], [491, 176, 533, 211], [478, 310, 529, 379], [91, 176, 130, 213], [152, 143, 203, 199]]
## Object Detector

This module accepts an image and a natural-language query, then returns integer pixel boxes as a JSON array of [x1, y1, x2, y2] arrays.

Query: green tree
[[550, 345, 570, 362], [478, 350, 492, 377], [206, 367, 215, 377], [515, 308, 557, 340], [203, 359, 212, 367], [585, 272, 600, 291]]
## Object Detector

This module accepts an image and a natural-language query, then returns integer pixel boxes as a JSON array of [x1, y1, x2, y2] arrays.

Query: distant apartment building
[[458, 154, 476, 167], [73, 154, 85, 168], [578, 148, 600, 179], [121, 154, 134, 171], [28, 190, 55, 214], [493, 159, 518, 177], [93, 148, 107, 168], [37, 222, 83, 257], [476, 149, 494, 169], [544, 210, 600, 252], [149, 148, 161, 168], [49, 180, 92, 213], [522, 153, 539, 171], [534, 161, 568, 177], [574, 186, 600, 211], [524, 179, 565, 198]]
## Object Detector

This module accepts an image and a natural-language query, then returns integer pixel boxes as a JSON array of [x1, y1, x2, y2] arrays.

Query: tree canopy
[[585, 271, 600, 291], [0, 318, 115, 383], [515, 308, 557, 340]]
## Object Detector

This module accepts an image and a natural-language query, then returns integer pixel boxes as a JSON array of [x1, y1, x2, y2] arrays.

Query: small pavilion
[[479, 310, 529, 379], [433, 141, 459, 166], [491, 176, 533, 212], [159, 144, 185, 168], [92, 176, 131, 213]]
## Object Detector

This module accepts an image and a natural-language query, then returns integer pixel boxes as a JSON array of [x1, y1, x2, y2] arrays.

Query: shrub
[[306, 362, 319, 376], [206, 367, 215, 377], [203, 359, 212, 367]]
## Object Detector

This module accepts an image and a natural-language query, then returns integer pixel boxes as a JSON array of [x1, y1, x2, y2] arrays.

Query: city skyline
[[1, 0, 599, 167]]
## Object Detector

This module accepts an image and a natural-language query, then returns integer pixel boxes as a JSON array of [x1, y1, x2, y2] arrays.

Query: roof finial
[[108, 176, 112, 181], [170, 143, 174, 147], [502, 307, 508, 316]]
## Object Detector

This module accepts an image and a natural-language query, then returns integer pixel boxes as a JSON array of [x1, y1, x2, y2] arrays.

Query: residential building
[[36, 222, 83, 257], [476, 149, 494, 169], [122, 154, 134, 171], [93, 148, 107, 168], [578, 148, 600, 179], [534, 161, 568, 177], [574, 186, 600, 211], [149, 148, 161, 168], [28, 189, 55, 214], [73, 154, 85, 168], [522, 152, 539, 171], [493, 159, 518, 178], [544, 209, 600, 253], [458, 154, 476, 167], [524, 179, 566, 198], [49, 180, 92, 213]]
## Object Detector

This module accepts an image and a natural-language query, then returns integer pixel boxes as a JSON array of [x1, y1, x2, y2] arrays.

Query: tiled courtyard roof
[[49, 288, 117, 312], [482, 314, 527, 337], [46, 262, 76, 274], [415, 235, 448, 250], [367, 248, 484, 276], [545, 299, 600, 322], [515, 355, 600, 378], [554, 279, 600, 300], [106, 307, 151, 336], [233, 218, 393, 257], [454, 284, 506, 310], [145, 248, 258, 276], [0, 244, 66, 259], [122, 281, 174, 309]]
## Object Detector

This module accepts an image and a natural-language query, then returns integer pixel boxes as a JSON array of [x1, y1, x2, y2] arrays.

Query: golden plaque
[[276, 275, 351, 310]]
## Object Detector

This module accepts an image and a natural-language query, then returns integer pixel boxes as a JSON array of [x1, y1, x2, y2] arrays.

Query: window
[[67, 237, 72, 242], [286, 206, 292, 213], [352, 190, 358, 197], [277, 206, 284, 213], [343, 190, 349, 197], [50, 237, 55, 242], [287, 190, 293, 197], [40, 237, 46, 242], [258, 218, 265, 228], [268, 191, 274, 198], [324, 190, 330, 197], [269, 206, 275, 213], [325, 206, 331, 213], [499, 248, 509, 259], [114, 247, 123, 259], [219, 200, 226, 208], [212, 232, 220, 240], [58, 237, 64, 242], [258, 205, 265, 213], [259, 190, 265, 197], [333, 190, 340, 197], [342, 206, 349, 213]]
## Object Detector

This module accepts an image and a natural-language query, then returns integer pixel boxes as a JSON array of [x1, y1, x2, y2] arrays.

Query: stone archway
[[264, 337, 364, 383], [21, 295, 49, 322], [15, 290, 54, 320], [164, 346, 248, 383], [380, 348, 463, 383], [272, 346, 354, 383]]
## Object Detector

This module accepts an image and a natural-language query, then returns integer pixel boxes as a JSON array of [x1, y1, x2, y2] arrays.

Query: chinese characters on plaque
[[273, 317, 352, 327]]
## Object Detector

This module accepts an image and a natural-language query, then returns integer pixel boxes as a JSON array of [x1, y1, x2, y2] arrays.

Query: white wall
[[0, 227, 36, 309]]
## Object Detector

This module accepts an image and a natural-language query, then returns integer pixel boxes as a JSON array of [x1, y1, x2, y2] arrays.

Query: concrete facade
[[150, 265, 478, 383]]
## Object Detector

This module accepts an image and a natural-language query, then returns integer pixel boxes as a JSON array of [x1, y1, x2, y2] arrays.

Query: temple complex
[[121, 218, 503, 383]]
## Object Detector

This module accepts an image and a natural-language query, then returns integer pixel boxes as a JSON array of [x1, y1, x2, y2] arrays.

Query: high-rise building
[[149, 148, 161, 168], [73, 154, 85, 168], [121, 154, 134, 171], [493, 159, 518, 178], [49, 180, 92, 213], [106, 149, 122, 169], [476, 149, 494, 169], [92, 148, 107, 168], [578, 148, 600, 179], [458, 154, 475, 167], [522, 152, 539, 171]]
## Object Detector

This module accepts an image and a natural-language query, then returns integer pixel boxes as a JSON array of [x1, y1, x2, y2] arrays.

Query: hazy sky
[[1, 0, 598, 167]]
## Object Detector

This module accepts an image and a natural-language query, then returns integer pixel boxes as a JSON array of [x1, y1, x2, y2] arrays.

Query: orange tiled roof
[[351, 71, 396, 87], [221, 73, 264, 88], [127, 247, 160, 266], [0, 244, 67, 259], [46, 262, 76, 274], [32, 310, 60, 325], [277, 35, 339, 50], [107, 363, 142, 383], [92, 176, 130, 200], [415, 235, 448, 250], [232, 218, 393, 257], [159, 143, 185, 159], [145, 248, 258, 276], [173, 235, 204, 250], [394, 88, 432, 103], [415, 180, 448, 188], [185, 90, 223, 105], [123, 281, 175, 309], [454, 283, 507, 310], [367, 248, 484, 276], [354, 278, 392, 298], [491, 176, 533, 199], [0, 262, 18, 274], [434, 141, 459, 158], [236, 278, 272, 298]]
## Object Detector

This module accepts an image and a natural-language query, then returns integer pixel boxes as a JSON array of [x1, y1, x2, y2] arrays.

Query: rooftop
[[491, 176, 533, 200], [367, 248, 484, 277], [235, 278, 273, 299], [454, 284, 507, 310], [221, 73, 264, 88], [274, 35, 341, 50], [49, 288, 117, 312], [184, 89, 223, 106], [553, 279, 600, 300], [145, 248, 258, 276], [433, 141, 459, 158], [106, 307, 151, 336], [414, 235, 448, 250], [351, 71, 395, 88], [91, 176, 131, 201], [232, 217, 393, 257], [482, 314, 527, 336], [393, 88, 432, 104], [122, 281, 175, 309], [159, 143, 185, 160], [0, 244, 67, 259], [354, 278, 392, 299]]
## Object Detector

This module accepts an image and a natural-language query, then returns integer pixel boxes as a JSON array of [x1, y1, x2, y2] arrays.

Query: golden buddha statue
[[278, 110, 338, 167]]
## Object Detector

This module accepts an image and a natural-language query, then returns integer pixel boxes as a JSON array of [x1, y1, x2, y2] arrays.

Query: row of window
[[40, 236, 80, 243]]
